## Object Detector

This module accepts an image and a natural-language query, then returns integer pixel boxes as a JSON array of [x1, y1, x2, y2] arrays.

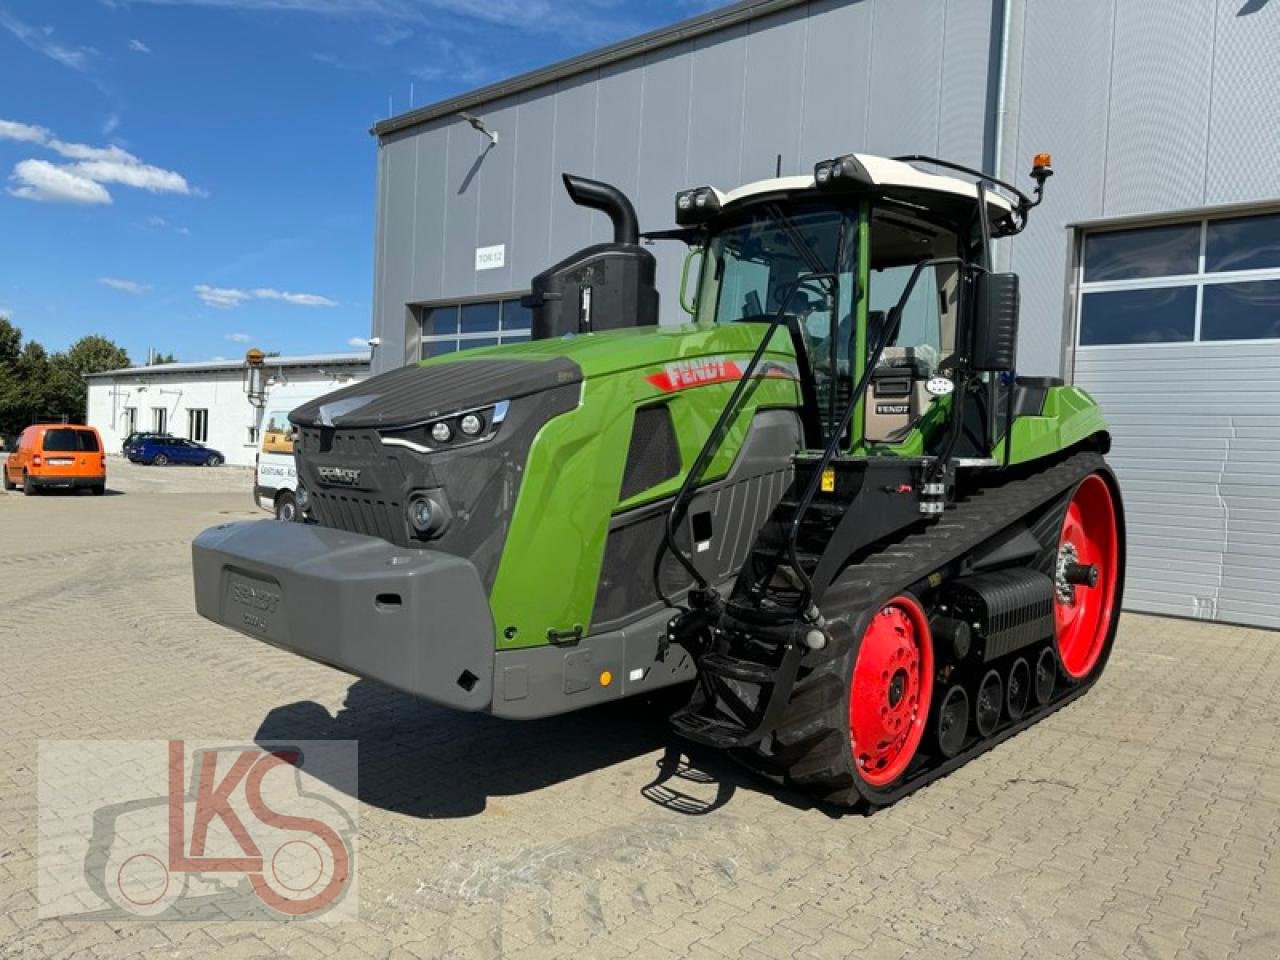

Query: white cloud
[[0, 116, 196, 203], [225, 332, 253, 343], [101, 113, 120, 136], [0, 119, 52, 145], [70, 158, 192, 195], [128, 38, 152, 53], [47, 140, 136, 163], [346, 336, 369, 348], [196, 284, 338, 309], [99, 276, 151, 295], [253, 288, 338, 307], [197, 285, 253, 309], [0, 11, 95, 71], [8, 159, 112, 205]]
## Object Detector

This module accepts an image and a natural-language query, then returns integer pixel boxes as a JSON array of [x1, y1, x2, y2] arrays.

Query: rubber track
[[734, 448, 1114, 808]]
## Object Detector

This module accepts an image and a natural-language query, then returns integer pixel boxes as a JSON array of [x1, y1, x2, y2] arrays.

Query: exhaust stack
[[524, 174, 659, 340], [562, 174, 640, 245]]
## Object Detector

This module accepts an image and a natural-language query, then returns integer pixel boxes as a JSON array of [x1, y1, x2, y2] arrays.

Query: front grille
[[311, 490, 404, 544]]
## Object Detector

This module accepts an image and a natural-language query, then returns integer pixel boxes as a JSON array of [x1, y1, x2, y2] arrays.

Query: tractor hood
[[289, 356, 582, 430], [290, 322, 792, 431]]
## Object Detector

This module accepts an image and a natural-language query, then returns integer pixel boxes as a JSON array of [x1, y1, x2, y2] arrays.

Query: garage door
[[1071, 213, 1280, 630]]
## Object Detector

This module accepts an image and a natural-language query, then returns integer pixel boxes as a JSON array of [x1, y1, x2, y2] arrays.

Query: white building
[[85, 352, 370, 467]]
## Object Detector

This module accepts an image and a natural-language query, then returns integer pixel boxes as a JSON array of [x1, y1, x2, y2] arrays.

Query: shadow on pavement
[[255, 679, 829, 819]]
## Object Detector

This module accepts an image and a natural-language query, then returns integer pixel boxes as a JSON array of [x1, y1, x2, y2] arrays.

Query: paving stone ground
[[1, 458, 1277, 959]]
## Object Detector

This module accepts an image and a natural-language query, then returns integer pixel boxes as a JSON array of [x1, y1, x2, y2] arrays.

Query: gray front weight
[[192, 520, 496, 711]]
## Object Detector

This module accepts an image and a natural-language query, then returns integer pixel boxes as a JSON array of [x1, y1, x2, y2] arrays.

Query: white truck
[[254, 382, 353, 520]]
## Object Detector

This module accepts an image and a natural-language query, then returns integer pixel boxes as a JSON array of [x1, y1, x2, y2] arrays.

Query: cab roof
[[706, 154, 1017, 228]]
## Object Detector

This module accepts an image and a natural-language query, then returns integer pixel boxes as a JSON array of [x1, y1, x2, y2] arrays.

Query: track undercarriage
[[670, 449, 1124, 809]]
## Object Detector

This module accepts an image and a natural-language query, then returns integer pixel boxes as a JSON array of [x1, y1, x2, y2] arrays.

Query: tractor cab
[[673, 154, 1044, 463]]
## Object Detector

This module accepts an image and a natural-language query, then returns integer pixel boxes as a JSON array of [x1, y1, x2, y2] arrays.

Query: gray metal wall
[[1001, 0, 1280, 373], [371, 0, 1000, 373], [1006, 0, 1280, 629]]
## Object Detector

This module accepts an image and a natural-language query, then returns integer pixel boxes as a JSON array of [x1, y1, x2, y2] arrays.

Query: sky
[[0, 0, 715, 365]]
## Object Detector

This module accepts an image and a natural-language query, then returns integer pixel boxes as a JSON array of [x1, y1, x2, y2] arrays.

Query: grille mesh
[[619, 405, 681, 501]]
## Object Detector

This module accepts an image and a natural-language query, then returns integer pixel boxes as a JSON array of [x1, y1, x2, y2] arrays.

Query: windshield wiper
[[765, 202, 834, 284]]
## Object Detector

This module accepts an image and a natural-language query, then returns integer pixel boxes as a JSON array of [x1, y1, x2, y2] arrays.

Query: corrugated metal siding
[[372, 0, 997, 373], [1007, 0, 1280, 375], [1074, 342, 1280, 629]]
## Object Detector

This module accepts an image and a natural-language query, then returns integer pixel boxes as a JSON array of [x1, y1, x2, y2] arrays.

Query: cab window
[[698, 203, 858, 437], [868, 211, 961, 374]]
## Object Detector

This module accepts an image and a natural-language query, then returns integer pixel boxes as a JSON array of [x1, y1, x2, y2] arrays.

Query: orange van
[[2, 424, 106, 496]]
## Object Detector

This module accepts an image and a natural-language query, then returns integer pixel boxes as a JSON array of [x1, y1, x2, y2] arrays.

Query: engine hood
[[289, 356, 582, 430]]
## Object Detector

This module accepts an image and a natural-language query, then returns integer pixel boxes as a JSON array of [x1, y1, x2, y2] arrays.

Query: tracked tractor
[[193, 151, 1124, 808]]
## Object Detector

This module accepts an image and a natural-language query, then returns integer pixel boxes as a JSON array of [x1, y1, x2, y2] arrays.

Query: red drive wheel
[[849, 596, 934, 787], [1054, 473, 1120, 680]]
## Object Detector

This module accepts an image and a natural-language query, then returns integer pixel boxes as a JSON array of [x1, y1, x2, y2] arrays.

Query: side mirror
[[971, 272, 1020, 371]]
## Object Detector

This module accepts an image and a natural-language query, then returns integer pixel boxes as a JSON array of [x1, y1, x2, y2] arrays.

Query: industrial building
[[364, 0, 1280, 629], [85, 352, 369, 467]]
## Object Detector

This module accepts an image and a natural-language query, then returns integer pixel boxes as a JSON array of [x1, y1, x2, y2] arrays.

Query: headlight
[[406, 494, 449, 539], [813, 154, 871, 191], [674, 186, 722, 226], [295, 484, 310, 510], [408, 497, 434, 533], [379, 400, 510, 454]]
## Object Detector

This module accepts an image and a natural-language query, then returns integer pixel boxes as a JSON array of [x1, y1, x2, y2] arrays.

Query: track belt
[[740, 448, 1120, 807]]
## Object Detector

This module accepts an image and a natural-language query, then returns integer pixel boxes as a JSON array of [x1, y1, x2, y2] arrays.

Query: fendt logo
[[317, 466, 361, 486], [645, 356, 799, 394], [38, 740, 358, 922]]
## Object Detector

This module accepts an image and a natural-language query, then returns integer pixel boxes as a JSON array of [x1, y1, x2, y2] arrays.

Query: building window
[[152, 407, 167, 433], [1078, 211, 1280, 346], [419, 296, 533, 359], [247, 426, 259, 445], [123, 407, 137, 434], [188, 408, 209, 443]]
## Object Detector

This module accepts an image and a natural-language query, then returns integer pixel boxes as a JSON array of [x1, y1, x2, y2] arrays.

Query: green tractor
[[193, 151, 1124, 808]]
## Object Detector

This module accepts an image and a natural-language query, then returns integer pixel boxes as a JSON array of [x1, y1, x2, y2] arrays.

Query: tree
[[153, 351, 177, 364], [0, 316, 20, 369], [3, 341, 52, 428], [0, 317, 23, 438], [46, 336, 131, 424], [0, 328, 130, 432]]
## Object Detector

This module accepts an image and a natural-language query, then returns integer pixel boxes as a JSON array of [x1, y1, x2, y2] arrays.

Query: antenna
[[409, 82, 414, 108], [776, 153, 782, 177]]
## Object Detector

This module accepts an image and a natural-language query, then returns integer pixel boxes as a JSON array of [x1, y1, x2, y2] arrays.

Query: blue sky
[[0, 0, 712, 364]]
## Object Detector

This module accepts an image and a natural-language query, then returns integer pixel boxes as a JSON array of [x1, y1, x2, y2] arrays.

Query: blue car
[[126, 436, 225, 467]]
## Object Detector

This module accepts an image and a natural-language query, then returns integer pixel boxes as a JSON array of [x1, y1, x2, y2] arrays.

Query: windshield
[[697, 202, 859, 435]]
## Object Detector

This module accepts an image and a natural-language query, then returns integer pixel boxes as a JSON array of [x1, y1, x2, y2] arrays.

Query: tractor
[[193, 151, 1124, 808]]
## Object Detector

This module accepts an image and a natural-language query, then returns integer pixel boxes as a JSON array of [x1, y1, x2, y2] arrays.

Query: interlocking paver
[[2, 459, 1279, 959]]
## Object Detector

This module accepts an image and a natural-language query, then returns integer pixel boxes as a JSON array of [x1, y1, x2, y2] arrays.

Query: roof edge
[[372, 0, 808, 140], [84, 353, 370, 380]]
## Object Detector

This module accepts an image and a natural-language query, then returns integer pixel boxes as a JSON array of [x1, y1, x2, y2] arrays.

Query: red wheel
[[1054, 473, 1119, 680], [849, 596, 934, 787]]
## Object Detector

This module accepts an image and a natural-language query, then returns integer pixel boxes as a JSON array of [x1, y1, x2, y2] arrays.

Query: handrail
[[656, 276, 832, 603], [783, 257, 968, 611]]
